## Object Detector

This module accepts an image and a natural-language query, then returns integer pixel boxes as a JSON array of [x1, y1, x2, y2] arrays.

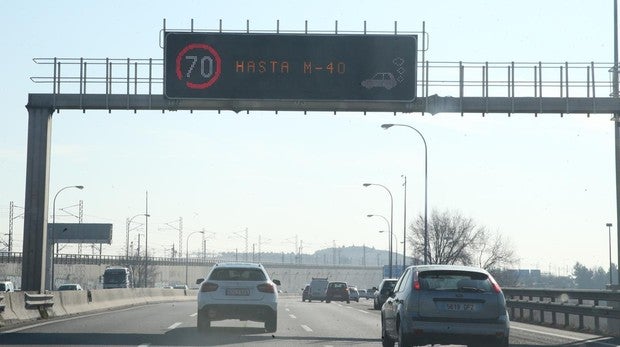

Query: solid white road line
[[512, 326, 620, 346], [189, 313, 197, 317], [357, 309, 369, 314]]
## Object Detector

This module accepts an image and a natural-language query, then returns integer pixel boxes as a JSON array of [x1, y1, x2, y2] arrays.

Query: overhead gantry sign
[[163, 32, 417, 111]]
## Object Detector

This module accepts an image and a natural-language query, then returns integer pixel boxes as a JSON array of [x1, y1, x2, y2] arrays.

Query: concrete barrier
[[7, 292, 41, 321], [144, 288, 194, 303], [0, 288, 195, 329], [89, 288, 138, 311], [57, 291, 90, 315], [0, 292, 19, 325], [38, 293, 68, 318]]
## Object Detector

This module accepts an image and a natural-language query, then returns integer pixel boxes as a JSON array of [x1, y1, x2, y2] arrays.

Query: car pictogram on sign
[[361, 72, 398, 90]]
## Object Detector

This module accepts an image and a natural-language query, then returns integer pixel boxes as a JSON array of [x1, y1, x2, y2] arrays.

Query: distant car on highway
[[195, 262, 281, 333], [348, 286, 360, 302], [0, 281, 15, 292], [373, 278, 398, 310], [102, 266, 132, 289], [380, 264, 509, 347], [172, 284, 188, 290], [307, 277, 329, 302], [301, 284, 310, 302], [57, 283, 83, 291], [358, 289, 367, 299], [325, 281, 350, 303]]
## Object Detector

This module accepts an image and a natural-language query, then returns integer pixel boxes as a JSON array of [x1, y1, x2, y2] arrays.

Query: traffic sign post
[[164, 32, 417, 104]]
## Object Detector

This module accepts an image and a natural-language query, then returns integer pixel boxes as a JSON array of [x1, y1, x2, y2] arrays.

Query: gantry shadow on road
[[0, 326, 382, 346]]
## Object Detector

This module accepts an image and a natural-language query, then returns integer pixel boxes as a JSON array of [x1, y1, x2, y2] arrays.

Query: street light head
[[378, 230, 386, 233], [75, 185, 84, 189], [145, 214, 151, 217], [366, 214, 374, 218], [607, 223, 613, 227], [381, 124, 394, 130], [363, 183, 371, 187]]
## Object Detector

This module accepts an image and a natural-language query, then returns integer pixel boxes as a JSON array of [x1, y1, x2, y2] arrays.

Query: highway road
[[1, 295, 620, 346]]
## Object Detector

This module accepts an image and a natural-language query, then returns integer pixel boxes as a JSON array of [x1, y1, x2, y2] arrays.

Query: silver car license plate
[[226, 288, 250, 296], [445, 302, 476, 311]]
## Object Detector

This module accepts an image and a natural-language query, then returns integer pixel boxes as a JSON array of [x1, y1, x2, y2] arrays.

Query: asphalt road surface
[[2, 295, 620, 346]]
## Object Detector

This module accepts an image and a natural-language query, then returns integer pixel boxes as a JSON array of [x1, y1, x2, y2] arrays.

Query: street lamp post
[[366, 207, 393, 277], [402, 174, 407, 271], [186, 230, 205, 286], [381, 124, 429, 264], [49, 185, 84, 290], [379, 230, 399, 268], [144, 191, 149, 288], [126, 213, 150, 258], [363, 183, 394, 276], [608, 223, 614, 285]]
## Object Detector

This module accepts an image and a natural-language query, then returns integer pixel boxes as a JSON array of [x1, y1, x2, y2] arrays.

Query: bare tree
[[408, 209, 518, 270], [473, 229, 517, 270]]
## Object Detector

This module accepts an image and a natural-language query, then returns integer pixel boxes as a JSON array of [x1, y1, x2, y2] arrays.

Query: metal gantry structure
[[18, 22, 620, 292], [28, 58, 620, 114]]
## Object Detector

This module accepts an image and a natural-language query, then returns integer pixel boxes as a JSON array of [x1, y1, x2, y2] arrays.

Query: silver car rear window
[[209, 268, 267, 281], [419, 270, 491, 292]]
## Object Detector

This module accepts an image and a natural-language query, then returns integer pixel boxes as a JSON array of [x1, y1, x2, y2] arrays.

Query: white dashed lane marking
[[301, 324, 313, 332], [167, 322, 182, 330], [289, 314, 297, 319]]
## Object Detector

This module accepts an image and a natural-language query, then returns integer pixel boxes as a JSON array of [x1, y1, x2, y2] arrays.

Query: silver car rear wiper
[[459, 286, 486, 293]]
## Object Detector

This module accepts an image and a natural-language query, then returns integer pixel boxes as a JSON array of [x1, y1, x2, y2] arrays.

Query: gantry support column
[[21, 106, 53, 293]]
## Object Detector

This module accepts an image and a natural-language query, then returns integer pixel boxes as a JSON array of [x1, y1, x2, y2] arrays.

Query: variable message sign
[[164, 32, 417, 103], [49, 223, 113, 244]]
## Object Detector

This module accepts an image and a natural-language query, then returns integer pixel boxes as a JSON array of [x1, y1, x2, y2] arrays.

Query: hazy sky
[[0, 0, 617, 275]]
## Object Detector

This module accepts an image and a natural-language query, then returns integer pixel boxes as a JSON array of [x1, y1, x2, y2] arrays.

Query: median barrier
[[141, 288, 193, 303], [89, 288, 138, 310], [130, 288, 148, 305], [7, 292, 41, 321], [57, 290, 90, 315], [0, 292, 18, 325], [31, 293, 68, 318], [144, 288, 171, 303], [0, 287, 196, 329]]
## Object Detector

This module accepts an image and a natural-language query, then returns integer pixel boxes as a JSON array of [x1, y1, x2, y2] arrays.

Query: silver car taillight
[[200, 282, 219, 292], [257, 283, 276, 293]]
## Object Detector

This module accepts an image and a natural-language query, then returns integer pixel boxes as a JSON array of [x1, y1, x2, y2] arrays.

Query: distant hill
[[214, 245, 417, 266]]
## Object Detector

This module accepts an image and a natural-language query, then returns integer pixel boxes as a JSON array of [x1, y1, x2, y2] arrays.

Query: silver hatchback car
[[381, 264, 509, 347], [196, 262, 281, 333]]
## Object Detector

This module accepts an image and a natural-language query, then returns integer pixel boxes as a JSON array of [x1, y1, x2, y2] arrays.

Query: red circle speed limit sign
[[175, 43, 222, 89]]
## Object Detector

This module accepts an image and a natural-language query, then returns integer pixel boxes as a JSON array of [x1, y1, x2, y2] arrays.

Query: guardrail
[[24, 293, 54, 309], [503, 287, 620, 336]]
